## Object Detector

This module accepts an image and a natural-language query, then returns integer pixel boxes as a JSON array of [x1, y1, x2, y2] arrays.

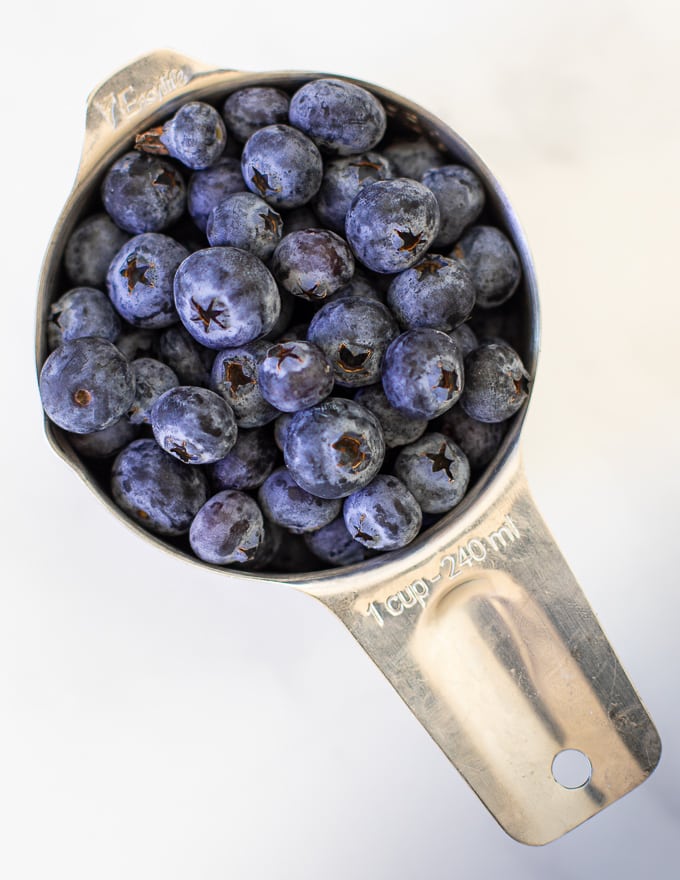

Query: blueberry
[[283, 397, 385, 499], [421, 165, 485, 248], [39, 337, 135, 434], [48, 287, 121, 350], [304, 516, 368, 567], [343, 475, 422, 550], [241, 124, 323, 209], [107, 233, 189, 328], [174, 247, 280, 349], [68, 417, 139, 459], [383, 137, 444, 179], [207, 192, 282, 260], [210, 340, 278, 427], [189, 490, 264, 565], [111, 438, 208, 536], [238, 520, 284, 571], [222, 87, 290, 142], [314, 152, 394, 232], [272, 229, 354, 301], [449, 323, 479, 357], [345, 178, 440, 273], [452, 225, 521, 308], [289, 79, 386, 155], [210, 427, 279, 491], [187, 157, 245, 231], [258, 340, 334, 411], [258, 466, 341, 532], [386, 253, 476, 331], [101, 151, 186, 234], [436, 404, 507, 472], [151, 385, 237, 464], [307, 297, 398, 387], [127, 357, 179, 424], [353, 385, 427, 448], [394, 432, 470, 514], [382, 328, 464, 419], [459, 341, 530, 423], [136, 102, 227, 170], [156, 324, 213, 386], [63, 213, 128, 287]]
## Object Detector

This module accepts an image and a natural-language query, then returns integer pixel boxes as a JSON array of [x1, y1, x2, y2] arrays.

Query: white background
[[3, 1, 679, 877]]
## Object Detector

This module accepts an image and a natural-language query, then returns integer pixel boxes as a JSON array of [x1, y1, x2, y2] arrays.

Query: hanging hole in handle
[[551, 749, 592, 789]]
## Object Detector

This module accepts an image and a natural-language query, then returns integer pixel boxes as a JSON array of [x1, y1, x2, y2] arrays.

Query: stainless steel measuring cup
[[35, 50, 661, 846]]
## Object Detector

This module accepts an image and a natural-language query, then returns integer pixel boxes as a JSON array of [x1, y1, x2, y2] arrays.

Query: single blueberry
[[345, 178, 440, 273], [68, 417, 139, 459], [449, 323, 479, 357], [258, 340, 334, 412], [39, 337, 135, 434], [127, 358, 179, 425], [452, 225, 521, 308], [151, 385, 238, 464], [101, 151, 186, 234], [187, 157, 246, 231], [258, 466, 341, 533], [207, 192, 283, 260], [382, 328, 464, 419], [289, 79, 387, 155], [421, 165, 486, 248], [343, 475, 422, 551], [272, 229, 354, 301], [107, 233, 189, 328], [48, 287, 121, 350], [353, 385, 427, 448], [210, 340, 278, 427], [241, 124, 323, 209], [386, 253, 476, 331], [210, 427, 279, 491], [189, 490, 265, 565], [174, 247, 280, 349], [383, 137, 444, 180], [394, 432, 471, 514], [222, 87, 290, 142], [64, 213, 128, 287], [460, 341, 530, 423], [136, 101, 227, 170], [111, 438, 208, 536]]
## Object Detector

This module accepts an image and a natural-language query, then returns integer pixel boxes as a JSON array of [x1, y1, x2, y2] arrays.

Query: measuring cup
[[35, 50, 661, 846]]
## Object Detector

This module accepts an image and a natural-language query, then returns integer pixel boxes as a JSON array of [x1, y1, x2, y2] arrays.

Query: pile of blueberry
[[39, 77, 531, 572]]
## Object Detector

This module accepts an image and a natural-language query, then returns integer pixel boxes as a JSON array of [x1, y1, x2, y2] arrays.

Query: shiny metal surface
[[35, 50, 661, 845]]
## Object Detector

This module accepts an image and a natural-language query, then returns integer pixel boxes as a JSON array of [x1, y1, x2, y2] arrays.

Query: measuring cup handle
[[318, 454, 660, 845], [75, 50, 240, 186]]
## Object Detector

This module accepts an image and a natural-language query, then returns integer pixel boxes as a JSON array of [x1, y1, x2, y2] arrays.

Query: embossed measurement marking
[[364, 514, 521, 627], [93, 68, 190, 129]]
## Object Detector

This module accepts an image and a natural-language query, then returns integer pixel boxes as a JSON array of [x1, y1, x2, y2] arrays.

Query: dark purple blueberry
[[210, 427, 279, 491], [258, 340, 334, 412], [64, 213, 128, 287], [304, 516, 367, 567], [151, 385, 237, 464], [383, 138, 444, 179], [48, 287, 121, 350], [127, 357, 179, 425], [283, 397, 385, 499], [107, 233, 189, 328], [382, 328, 464, 419], [353, 385, 427, 448], [453, 226, 521, 308], [387, 253, 476, 332], [272, 228, 354, 301], [289, 79, 386, 155], [210, 340, 278, 427], [189, 490, 264, 565], [345, 178, 440, 273], [259, 467, 341, 533], [241, 124, 323, 209], [187, 157, 246, 231], [68, 417, 139, 459], [207, 192, 282, 259], [421, 165, 486, 248], [307, 297, 398, 387], [115, 328, 157, 362], [111, 438, 208, 536], [39, 337, 135, 434], [101, 151, 186, 234], [222, 87, 290, 142], [156, 325, 213, 386], [314, 152, 394, 231], [460, 341, 530, 423], [394, 432, 470, 514], [343, 475, 422, 550], [436, 404, 507, 473], [449, 323, 479, 357], [174, 247, 280, 349], [136, 102, 227, 170]]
